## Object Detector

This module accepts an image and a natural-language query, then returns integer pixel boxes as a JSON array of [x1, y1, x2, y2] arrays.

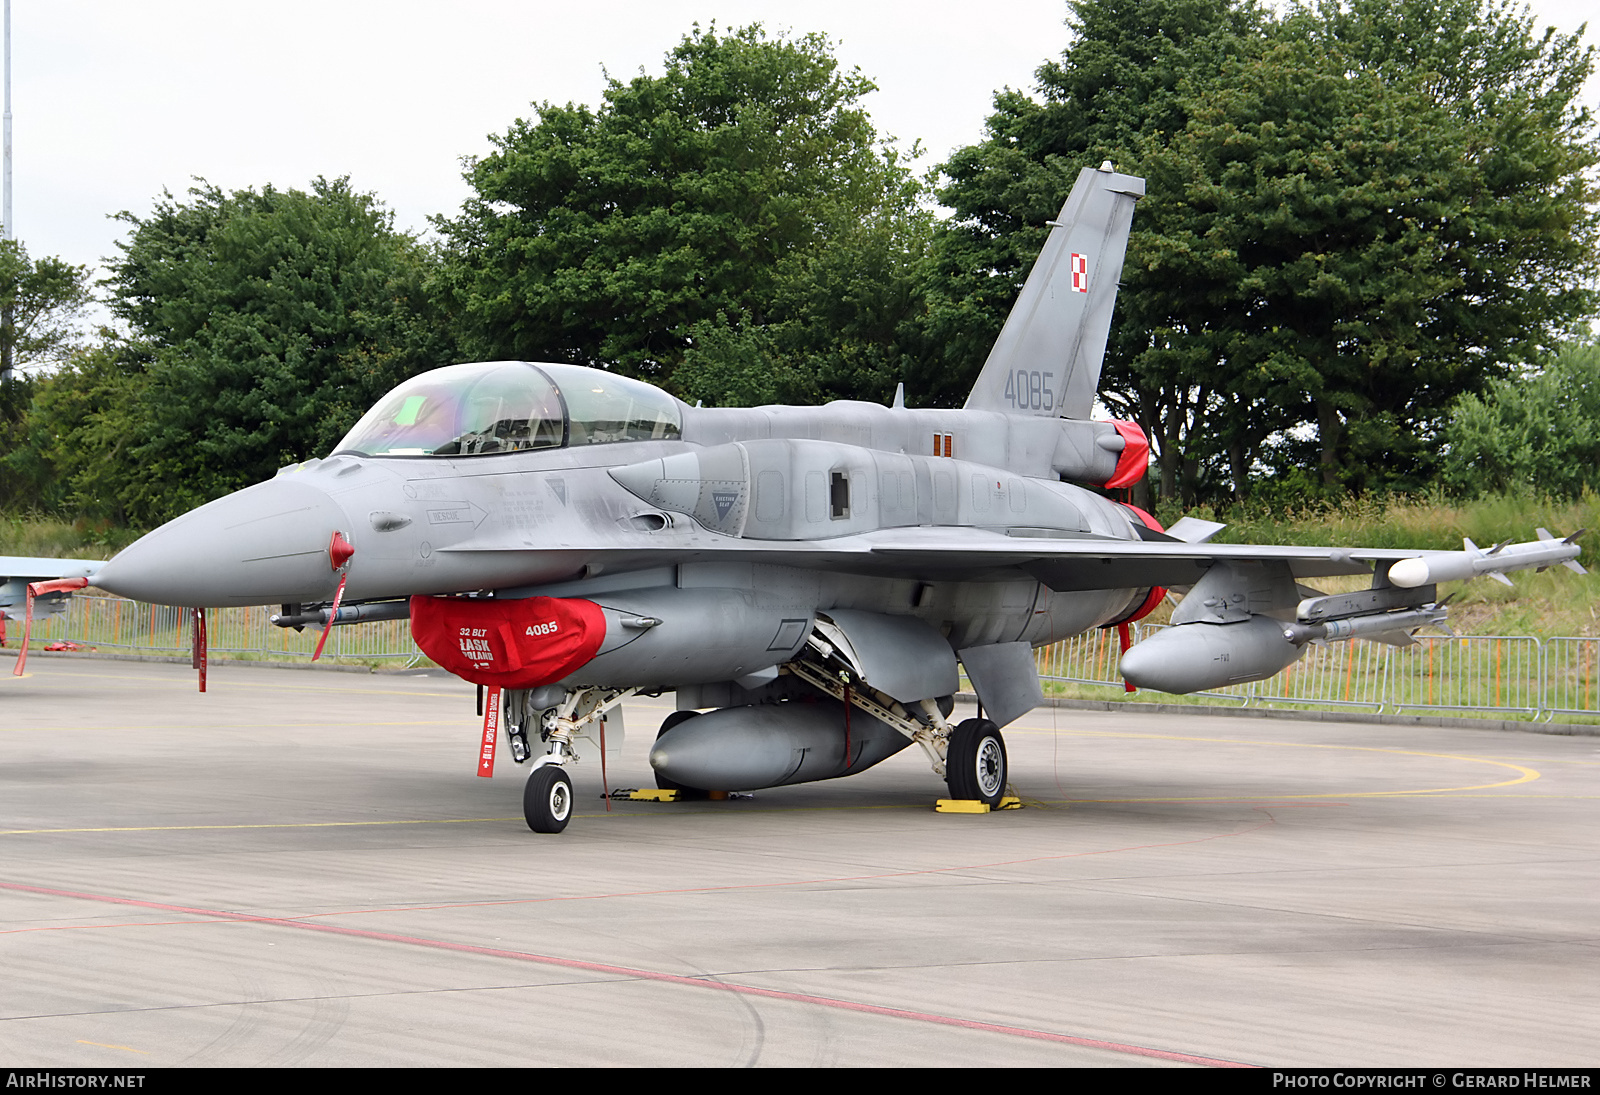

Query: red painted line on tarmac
[[1, 878, 1255, 1068], [2, 816, 1279, 930]]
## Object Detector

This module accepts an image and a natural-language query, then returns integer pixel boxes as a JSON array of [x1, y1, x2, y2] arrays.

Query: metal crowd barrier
[[1034, 624, 1591, 720], [7, 591, 1597, 720], [9, 589, 419, 663]]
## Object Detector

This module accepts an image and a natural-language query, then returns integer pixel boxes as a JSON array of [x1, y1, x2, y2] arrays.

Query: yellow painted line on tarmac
[[1011, 726, 1542, 798], [1470, 754, 1600, 767], [0, 798, 946, 835], [1383, 792, 1599, 799], [76, 1040, 149, 1055]]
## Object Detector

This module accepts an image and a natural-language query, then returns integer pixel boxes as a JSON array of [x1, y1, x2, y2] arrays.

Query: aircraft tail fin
[[964, 163, 1144, 419]]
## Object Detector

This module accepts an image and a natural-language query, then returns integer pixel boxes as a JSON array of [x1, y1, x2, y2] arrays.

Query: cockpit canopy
[[334, 361, 684, 458]]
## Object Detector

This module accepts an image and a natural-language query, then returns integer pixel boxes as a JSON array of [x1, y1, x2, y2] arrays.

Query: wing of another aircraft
[[2, 557, 103, 623]]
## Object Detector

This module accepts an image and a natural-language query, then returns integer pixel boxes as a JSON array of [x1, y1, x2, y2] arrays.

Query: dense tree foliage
[[2, 341, 144, 521], [438, 24, 931, 404], [1440, 343, 1600, 500], [934, 0, 1599, 504]]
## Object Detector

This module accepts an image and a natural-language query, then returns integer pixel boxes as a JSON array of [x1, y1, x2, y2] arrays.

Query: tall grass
[[1189, 491, 1600, 639], [0, 515, 138, 559], [1184, 490, 1599, 551]]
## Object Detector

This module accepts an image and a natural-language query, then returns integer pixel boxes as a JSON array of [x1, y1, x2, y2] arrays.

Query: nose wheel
[[945, 718, 1008, 807], [524, 766, 574, 833]]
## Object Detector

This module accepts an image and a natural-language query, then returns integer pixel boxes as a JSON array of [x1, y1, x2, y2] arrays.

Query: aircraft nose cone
[[94, 479, 353, 607]]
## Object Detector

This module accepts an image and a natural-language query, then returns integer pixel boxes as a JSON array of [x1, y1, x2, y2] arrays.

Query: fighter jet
[[83, 164, 1583, 833]]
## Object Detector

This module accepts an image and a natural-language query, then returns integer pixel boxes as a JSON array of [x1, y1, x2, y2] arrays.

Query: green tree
[[672, 199, 933, 407], [3, 339, 148, 521], [1440, 342, 1600, 499], [439, 24, 929, 400], [101, 177, 452, 525], [1134, 37, 1488, 498], [0, 239, 92, 386], [0, 242, 93, 510], [935, 0, 1599, 503], [930, 0, 1267, 471]]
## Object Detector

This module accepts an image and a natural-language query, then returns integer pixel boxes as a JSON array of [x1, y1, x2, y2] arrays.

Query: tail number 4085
[[1004, 370, 1055, 412]]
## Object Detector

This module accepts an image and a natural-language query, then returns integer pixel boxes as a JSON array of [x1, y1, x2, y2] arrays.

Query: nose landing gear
[[524, 765, 574, 833]]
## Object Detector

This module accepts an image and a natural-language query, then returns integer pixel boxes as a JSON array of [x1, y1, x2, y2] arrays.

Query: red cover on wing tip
[[410, 595, 606, 689], [1103, 420, 1150, 489]]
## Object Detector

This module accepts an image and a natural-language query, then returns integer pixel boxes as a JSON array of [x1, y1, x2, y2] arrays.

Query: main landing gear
[[944, 718, 1008, 808], [785, 645, 1011, 808]]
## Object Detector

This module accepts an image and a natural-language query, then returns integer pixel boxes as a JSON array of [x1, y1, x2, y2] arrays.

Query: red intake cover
[[410, 595, 606, 689]]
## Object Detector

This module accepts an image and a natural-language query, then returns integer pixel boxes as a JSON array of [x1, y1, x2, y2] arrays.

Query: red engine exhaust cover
[[410, 595, 606, 689]]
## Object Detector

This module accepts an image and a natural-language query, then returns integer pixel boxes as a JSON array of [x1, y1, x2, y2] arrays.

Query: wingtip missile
[[1388, 532, 1584, 589]]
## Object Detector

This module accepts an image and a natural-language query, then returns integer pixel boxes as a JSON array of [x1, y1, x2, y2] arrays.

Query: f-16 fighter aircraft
[[86, 164, 1583, 833]]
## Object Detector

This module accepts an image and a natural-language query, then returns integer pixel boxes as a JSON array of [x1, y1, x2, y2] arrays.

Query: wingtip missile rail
[[1387, 530, 1585, 589]]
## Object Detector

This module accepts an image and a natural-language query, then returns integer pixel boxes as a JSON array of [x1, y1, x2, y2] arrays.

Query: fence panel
[[1034, 624, 1553, 718], [1035, 628, 1127, 687], [1379, 635, 1543, 716], [1249, 637, 1388, 712], [1542, 637, 1600, 718]]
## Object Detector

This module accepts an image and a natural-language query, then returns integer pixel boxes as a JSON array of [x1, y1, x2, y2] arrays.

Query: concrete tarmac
[[2, 655, 1597, 1067]]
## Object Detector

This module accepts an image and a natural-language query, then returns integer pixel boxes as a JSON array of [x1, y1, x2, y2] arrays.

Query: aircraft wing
[[863, 527, 1398, 590], [2, 556, 103, 621], [434, 526, 1430, 596]]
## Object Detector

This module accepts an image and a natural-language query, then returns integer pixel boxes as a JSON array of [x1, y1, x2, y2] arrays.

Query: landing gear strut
[[505, 684, 637, 834], [945, 718, 1008, 807]]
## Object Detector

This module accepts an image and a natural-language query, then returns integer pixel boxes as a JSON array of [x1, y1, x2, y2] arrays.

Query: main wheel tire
[[653, 710, 708, 798], [946, 718, 1008, 807], [524, 766, 574, 833]]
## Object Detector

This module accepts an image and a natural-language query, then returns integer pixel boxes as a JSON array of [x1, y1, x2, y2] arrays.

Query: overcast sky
[[9, 0, 1597, 312]]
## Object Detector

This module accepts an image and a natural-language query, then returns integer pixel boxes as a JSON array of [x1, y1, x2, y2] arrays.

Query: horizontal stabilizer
[[1165, 517, 1226, 544]]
